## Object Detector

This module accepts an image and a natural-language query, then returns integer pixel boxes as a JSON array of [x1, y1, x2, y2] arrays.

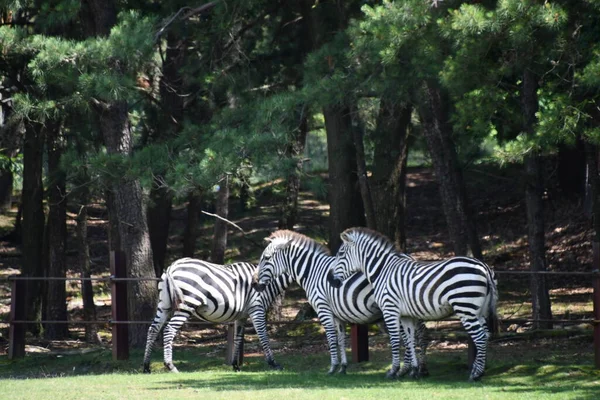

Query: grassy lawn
[[1, 336, 598, 400]]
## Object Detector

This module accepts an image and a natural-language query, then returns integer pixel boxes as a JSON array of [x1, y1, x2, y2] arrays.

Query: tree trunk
[[371, 100, 411, 251], [76, 182, 100, 344], [585, 143, 600, 242], [557, 139, 586, 198], [210, 177, 230, 264], [351, 106, 377, 231], [0, 167, 12, 212], [147, 31, 187, 276], [148, 185, 172, 277], [323, 104, 365, 252], [21, 121, 45, 335], [84, 0, 157, 347], [417, 81, 482, 259], [522, 68, 553, 329], [0, 87, 14, 211], [279, 110, 309, 229], [44, 122, 69, 340], [98, 100, 157, 348], [182, 190, 202, 258]]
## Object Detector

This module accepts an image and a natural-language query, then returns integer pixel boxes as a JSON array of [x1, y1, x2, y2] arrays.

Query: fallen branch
[[155, 1, 220, 41], [201, 210, 264, 249]]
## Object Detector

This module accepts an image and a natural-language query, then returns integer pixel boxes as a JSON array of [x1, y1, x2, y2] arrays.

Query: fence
[[4, 249, 600, 369]]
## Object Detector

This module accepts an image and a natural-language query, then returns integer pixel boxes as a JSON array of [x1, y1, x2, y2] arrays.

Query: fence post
[[593, 241, 600, 369], [8, 277, 26, 359], [351, 324, 369, 362], [111, 250, 129, 361]]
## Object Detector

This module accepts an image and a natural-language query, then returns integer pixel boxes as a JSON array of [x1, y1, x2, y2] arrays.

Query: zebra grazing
[[330, 227, 498, 381], [253, 230, 429, 375], [143, 257, 291, 373]]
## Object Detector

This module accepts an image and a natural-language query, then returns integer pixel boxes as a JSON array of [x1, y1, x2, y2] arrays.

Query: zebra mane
[[268, 230, 331, 256], [343, 227, 396, 253]]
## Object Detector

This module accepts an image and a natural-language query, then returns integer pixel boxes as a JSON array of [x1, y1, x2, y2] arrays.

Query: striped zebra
[[143, 257, 291, 373], [330, 227, 498, 381], [253, 230, 429, 375]]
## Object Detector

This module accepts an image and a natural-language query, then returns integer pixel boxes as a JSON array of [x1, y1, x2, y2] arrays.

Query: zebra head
[[329, 229, 363, 288], [253, 235, 293, 292]]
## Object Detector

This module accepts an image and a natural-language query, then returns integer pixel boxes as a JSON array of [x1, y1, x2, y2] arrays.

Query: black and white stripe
[[143, 257, 290, 373], [253, 230, 428, 375], [330, 227, 498, 381]]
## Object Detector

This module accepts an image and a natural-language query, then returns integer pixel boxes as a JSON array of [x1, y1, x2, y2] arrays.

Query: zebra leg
[[230, 319, 246, 372], [382, 309, 402, 379], [335, 320, 348, 374], [399, 317, 421, 379], [315, 308, 340, 375], [460, 316, 489, 381], [163, 310, 190, 373], [143, 304, 172, 373], [416, 320, 430, 377], [250, 309, 282, 370], [397, 324, 413, 378]]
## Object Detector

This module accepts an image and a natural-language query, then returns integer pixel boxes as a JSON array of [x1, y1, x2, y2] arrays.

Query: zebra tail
[[163, 269, 184, 312], [486, 270, 500, 337]]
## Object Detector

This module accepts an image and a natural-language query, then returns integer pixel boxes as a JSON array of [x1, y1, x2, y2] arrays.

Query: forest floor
[[0, 163, 596, 365]]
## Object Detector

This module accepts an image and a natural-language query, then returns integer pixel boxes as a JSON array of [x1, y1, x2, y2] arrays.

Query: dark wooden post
[[111, 250, 129, 361], [593, 242, 600, 369], [8, 277, 26, 359], [351, 324, 369, 362]]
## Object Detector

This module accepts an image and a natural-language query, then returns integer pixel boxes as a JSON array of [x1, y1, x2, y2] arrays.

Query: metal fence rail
[[3, 250, 600, 369]]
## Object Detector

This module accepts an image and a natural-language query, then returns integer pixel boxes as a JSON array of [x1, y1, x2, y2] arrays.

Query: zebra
[[252, 230, 429, 375], [143, 257, 291, 373], [329, 227, 499, 381]]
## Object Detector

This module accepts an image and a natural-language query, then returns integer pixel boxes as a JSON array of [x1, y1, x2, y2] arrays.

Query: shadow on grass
[[142, 350, 599, 400], [154, 360, 599, 400], [2, 345, 598, 400]]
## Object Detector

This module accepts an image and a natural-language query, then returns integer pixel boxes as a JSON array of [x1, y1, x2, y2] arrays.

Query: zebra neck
[[289, 248, 333, 288], [363, 249, 395, 285]]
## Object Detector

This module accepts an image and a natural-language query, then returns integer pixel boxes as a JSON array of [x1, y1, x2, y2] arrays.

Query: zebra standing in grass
[[143, 257, 291, 373], [330, 227, 498, 381], [253, 230, 428, 375]]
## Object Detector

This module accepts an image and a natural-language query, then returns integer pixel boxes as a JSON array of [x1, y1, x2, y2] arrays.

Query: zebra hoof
[[232, 364, 241, 372], [268, 360, 283, 370], [143, 364, 151, 374], [338, 365, 347, 374], [408, 367, 421, 379], [385, 368, 399, 379], [418, 365, 430, 377], [165, 362, 179, 373], [327, 365, 339, 375], [468, 372, 484, 382]]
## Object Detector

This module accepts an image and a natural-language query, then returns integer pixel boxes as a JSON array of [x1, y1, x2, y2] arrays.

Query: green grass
[[1, 340, 598, 400]]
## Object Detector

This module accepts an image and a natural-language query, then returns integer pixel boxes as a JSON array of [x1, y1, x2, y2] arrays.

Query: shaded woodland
[[1, 0, 600, 347]]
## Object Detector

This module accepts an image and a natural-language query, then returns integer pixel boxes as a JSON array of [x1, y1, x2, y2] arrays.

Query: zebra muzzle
[[252, 282, 267, 292]]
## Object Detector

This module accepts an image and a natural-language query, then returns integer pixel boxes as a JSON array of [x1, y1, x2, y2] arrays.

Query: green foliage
[[20, 11, 156, 109], [5, 0, 600, 214]]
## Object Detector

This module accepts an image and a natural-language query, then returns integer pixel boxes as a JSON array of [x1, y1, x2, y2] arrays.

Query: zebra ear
[[340, 231, 354, 243]]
